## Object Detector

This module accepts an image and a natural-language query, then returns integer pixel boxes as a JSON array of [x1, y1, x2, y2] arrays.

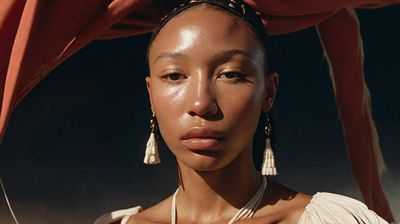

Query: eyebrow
[[153, 52, 187, 64], [152, 49, 255, 65], [214, 49, 255, 63]]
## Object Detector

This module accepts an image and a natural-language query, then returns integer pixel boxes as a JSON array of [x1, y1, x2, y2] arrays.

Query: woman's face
[[147, 5, 278, 171]]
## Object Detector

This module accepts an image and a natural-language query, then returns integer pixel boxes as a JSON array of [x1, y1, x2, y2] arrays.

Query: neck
[[175, 147, 262, 223]]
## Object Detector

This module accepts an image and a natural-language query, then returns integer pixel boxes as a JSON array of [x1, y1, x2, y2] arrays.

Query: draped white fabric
[[94, 193, 389, 224], [298, 193, 388, 224]]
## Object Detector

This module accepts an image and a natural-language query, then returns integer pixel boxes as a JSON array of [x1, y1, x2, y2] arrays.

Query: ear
[[262, 72, 279, 112], [145, 75, 155, 114]]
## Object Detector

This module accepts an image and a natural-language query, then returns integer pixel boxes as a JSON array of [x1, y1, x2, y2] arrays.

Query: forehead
[[148, 5, 264, 64]]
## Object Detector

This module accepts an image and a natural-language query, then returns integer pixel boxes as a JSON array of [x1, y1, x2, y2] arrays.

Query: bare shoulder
[[255, 179, 312, 223], [126, 196, 172, 224]]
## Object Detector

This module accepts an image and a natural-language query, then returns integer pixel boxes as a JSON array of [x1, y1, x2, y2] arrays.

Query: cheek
[[150, 82, 186, 146], [151, 84, 185, 110], [218, 83, 264, 137]]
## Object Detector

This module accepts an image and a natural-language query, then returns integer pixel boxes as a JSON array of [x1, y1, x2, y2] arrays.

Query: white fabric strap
[[171, 176, 267, 224], [228, 176, 267, 223], [94, 206, 142, 224], [171, 189, 178, 223]]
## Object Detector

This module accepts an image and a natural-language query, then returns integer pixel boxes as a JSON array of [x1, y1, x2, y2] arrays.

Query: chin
[[177, 150, 235, 172]]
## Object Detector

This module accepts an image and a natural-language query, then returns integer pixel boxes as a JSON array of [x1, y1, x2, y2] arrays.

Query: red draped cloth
[[0, 0, 398, 221]]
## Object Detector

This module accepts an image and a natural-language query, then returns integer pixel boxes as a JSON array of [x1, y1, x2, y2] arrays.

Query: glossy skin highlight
[[128, 5, 309, 224], [147, 6, 275, 172]]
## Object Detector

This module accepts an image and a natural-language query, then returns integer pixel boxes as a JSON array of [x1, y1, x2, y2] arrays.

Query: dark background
[[0, 6, 399, 223]]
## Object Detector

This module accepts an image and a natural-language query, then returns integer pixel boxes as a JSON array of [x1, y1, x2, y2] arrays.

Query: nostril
[[189, 101, 219, 117], [188, 111, 197, 117], [208, 102, 219, 115]]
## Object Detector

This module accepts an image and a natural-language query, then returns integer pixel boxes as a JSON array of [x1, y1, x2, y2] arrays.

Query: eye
[[218, 71, 247, 81], [162, 72, 186, 81]]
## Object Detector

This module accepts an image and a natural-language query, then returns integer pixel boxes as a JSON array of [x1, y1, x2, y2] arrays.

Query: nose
[[187, 74, 218, 118]]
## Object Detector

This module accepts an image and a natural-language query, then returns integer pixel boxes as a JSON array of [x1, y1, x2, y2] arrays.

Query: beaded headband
[[148, 0, 268, 50]]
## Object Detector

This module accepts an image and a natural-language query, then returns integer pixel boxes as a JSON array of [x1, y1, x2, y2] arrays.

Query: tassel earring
[[261, 113, 277, 176], [144, 113, 161, 164]]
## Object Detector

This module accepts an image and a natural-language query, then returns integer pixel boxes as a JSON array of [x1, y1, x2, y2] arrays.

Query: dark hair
[[147, 0, 271, 74]]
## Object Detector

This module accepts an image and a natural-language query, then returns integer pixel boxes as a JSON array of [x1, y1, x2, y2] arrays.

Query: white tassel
[[143, 132, 160, 164], [261, 138, 277, 176]]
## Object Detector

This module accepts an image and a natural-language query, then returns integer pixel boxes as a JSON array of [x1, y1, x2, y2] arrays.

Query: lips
[[181, 128, 224, 150]]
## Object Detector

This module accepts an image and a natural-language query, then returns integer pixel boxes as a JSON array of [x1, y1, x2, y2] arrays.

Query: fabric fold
[[298, 192, 388, 223]]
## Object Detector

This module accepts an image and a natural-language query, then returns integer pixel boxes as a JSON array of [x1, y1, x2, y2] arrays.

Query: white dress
[[94, 192, 389, 224]]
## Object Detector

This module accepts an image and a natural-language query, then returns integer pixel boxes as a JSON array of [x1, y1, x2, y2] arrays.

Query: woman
[[95, 1, 390, 223], [0, 0, 396, 221]]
